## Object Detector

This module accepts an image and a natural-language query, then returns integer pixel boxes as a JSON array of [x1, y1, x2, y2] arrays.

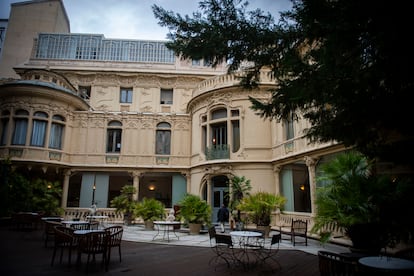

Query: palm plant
[[110, 185, 138, 225], [135, 197, 165, 222], [312, 151, 391, 251], [178, 193, 211, 224], [227, 175, 251, 222], [238, 191, 286, 226]]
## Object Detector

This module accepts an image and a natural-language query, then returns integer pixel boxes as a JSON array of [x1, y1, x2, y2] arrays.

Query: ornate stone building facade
[[0, 0, 345, 225]]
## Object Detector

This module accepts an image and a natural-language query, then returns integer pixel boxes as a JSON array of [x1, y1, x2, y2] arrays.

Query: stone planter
[[189, 223, 202, 235]]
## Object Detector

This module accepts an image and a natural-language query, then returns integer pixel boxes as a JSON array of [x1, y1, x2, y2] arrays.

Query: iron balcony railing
[[205, 144, 230, 160]]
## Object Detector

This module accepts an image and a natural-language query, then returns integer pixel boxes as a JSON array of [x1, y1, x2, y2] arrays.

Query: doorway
[[211, 175, 229, 224]]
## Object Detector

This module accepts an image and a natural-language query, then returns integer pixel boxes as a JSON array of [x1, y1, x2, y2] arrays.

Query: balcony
[[205, 144, 230, 160]]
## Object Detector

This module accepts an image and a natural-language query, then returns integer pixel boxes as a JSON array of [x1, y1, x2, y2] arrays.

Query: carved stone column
[[273, 165, 281, 194], [181, 171, 191, 194], [61, 169, 71, 208], [206, 174, 212, 206], [130, 171, 142, 201], [304, 156, 318, 216]]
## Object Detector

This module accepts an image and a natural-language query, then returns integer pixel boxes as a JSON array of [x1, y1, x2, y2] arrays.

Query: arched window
[[0, 110, 10, 146], [30, 111, 48, 147], [202, 107, 240, 160], [107, 121, 122, 153], [12, 109, 29, 145], [49, 115, 65, 149], [156, 122, 171, 155]]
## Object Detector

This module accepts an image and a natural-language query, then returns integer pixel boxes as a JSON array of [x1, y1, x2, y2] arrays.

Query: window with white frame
[[12, 109, 29, 145], [49, 115, 65, 149], [120, 87, 133, 103], [155, 122, 171, 155], [160, 89, 173, 104], [107, 121, 122, 153], [30, 111, 48, 147]]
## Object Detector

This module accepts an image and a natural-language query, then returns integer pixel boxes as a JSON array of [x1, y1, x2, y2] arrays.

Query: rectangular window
[[156, 130, 171, 155], [30, 120, 47, 147], [107, 129, 122, 153], [12, 119, 28, 145], [160, 89, 173, 104], [285, 114, 294, 140], [49, 123, 64, 149], [79, 86, 91, 99], [1, 118, 9, 146], [120, 87, 133, 103]]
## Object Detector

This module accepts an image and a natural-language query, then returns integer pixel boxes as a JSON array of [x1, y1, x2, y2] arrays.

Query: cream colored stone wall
[[0, 0, 69, 78]]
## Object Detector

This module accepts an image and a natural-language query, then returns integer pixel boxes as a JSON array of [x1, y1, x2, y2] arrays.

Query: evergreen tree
[[153, 0, 413, 166]]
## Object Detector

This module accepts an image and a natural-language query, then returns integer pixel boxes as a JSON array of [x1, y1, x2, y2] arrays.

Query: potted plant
[[177, 194, 211, 235], [312, 151, 392, 253], [238, 191, 287, 237], [110, 185, 138, 225], [135, 197, 166, 230], [227, 175, 252, 230]]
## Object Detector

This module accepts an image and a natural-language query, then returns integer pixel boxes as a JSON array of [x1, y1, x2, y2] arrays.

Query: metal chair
[[51, 226, 76, 266], [208, 226, 237, 270], [318, 250, 358, 276], [43, 220, 62, 248], [258, 233, 281, 272], [105, 225, 123, 265], [291, 219, 308, 246], [76, 230, 109, 272]]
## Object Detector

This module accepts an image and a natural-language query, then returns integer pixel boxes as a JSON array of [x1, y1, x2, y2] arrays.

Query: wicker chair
[[318, 250, 358, 276], [291, 219, 308, 246], [105, 225, 123, 265], [76, 230, 109, 272], [51, 226, 77, 266], [43, 220, 62, 248]]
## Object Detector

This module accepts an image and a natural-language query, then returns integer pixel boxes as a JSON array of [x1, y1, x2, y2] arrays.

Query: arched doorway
[[211, 175, 229, 224]]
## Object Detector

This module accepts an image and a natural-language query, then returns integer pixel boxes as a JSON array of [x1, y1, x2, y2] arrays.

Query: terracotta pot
[[189, 223, 201, 235]]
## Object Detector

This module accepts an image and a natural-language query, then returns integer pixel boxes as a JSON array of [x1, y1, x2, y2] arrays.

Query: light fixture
[[47, 184, 52, 189], [148, 184, 156, 191], [93, 184, 96, 190], [299, 184, 305, 191]]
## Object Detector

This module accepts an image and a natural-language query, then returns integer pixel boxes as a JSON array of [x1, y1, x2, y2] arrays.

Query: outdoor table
[[41, 217, 63, 222], [86, 215, 109, 228], [358, 256, 414, 274], [61, 220, 89, 228], [230, 231, 263, 269], [152, 221, 181, 242], [73, 229, 106, 235]]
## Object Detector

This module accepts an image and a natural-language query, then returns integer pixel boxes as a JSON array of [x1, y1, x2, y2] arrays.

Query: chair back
[[270, 233, 281, 246], [79, 231, 108, 254], [215, 234, 233, 247], [106, 226, 123, 247], [70, 222, 90, 230], [208, 226, 216, 240], [292, 219, 307, 234], [318, 250, 357, 276], [45, 221, 62, 234], [54, 226, 75, 246]]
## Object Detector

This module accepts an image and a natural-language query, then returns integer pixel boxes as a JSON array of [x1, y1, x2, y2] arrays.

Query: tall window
[[202, 107, 241, 160], [107, 121, 122, 153], [160, 89, 173, 104], [49, 115, 65, 149], [156, 122, 171, 155], [120, 87, 133, 103], [31, 111, 48, 147], [12, 109, 29, 145], [285, 113, 295, 140], [0, 110, 10, 146]]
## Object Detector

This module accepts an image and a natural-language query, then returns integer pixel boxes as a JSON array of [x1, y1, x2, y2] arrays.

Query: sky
[[0, 0, 292, 40]]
